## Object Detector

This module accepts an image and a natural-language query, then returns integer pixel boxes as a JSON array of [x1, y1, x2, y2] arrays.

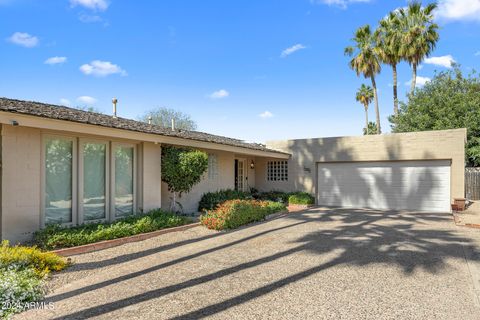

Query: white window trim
[[110, 142, 137, 221], [78, 139, 110, 225], [41, 134, 78, 228]]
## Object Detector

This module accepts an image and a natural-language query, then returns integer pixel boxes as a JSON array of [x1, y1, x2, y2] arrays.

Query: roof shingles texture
[[0, 98, 288, 155]]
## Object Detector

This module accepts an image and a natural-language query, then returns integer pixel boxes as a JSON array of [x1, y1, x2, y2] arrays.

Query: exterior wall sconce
[[250, 160, 255, 169]]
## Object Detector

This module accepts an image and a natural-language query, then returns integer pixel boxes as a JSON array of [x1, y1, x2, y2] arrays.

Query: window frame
[[110, 142, 137, 221], [41, 134, 78, 228], [78, 139, 110, 225], [266, 160, 288, 182]]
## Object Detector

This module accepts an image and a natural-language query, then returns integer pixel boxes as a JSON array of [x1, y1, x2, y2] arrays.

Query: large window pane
[[45, 138, 73, 224], [83, 143, 106, 221], [115, 146, 134, 217]]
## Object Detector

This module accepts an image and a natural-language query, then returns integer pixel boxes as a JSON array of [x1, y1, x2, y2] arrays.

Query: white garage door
[[317, 160, 451, 212]]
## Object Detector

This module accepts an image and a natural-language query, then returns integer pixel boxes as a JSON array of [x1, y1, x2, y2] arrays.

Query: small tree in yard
[[161, 146, 208, 212]]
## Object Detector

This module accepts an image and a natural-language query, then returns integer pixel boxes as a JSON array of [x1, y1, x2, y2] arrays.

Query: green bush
[[255, 191, 292, 204], [200, 200, 286, 230], [198, 189, 253, 212], [288, 192, 315, 205], [34, 209, 191, 250]]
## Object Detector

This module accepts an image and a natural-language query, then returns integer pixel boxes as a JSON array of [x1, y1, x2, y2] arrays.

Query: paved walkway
[[17, 208, 480, 320]]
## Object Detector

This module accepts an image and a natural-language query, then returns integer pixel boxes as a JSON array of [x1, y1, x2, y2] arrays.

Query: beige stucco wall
[[259, 129, 466, 203], [161, 148, 257, 213], [1, 125, 42, 243], [140, 142, 162, 212]]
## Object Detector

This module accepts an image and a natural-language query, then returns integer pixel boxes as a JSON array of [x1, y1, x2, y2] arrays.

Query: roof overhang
[[0, 111, 290, 159]]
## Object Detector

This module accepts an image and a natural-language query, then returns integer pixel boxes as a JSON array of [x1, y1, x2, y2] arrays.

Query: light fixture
[[250, 160, 255, 169]]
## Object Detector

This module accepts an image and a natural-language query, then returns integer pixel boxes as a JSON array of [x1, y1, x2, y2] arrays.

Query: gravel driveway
[[17, 208, 480, 320]]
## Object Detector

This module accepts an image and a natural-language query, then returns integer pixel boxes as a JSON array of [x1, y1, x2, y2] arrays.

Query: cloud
[[424, 55, 455, 68], [7, 32, 38, 48], [209, 89, 229, 99], [70, 0, 109, 11], [45, 56, 67, 65], [281, 44, 306, 58], [76, 96, 97, 105], [259, 111, 274, 119], [59, 98, 71, 106], [310, 0, 372, 9], [475, 51, 480, 56], [405, 76, 431, 87], [80, 60, 127, 77], [436, 0, 480, 22]]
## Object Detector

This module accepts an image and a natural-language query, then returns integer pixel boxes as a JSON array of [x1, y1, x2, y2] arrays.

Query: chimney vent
[[112, 98, 118, 118], [148, 116, 152, 125], [171, 118, 175, 131]]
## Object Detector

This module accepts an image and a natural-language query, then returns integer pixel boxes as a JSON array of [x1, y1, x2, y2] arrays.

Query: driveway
[[18, 208, 480, 320]]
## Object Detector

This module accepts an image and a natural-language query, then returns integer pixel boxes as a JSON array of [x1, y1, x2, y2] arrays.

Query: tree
[[140, 107, 197, 131], [376, 11, 402, 115], [390, 66, 480, 166], [363, 122, 378, 136], [397, 1, 439, 95], [345, 25, 382, 134], [356, 84, 374, 135], [161, 146, 208, 212]]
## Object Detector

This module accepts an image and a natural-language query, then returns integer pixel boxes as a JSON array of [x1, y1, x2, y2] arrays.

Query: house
[[0, 98, 466, 243]]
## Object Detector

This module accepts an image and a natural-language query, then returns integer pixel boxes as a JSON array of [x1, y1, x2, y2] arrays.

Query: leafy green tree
[[141, 107, 197, 131], [376, 11, 403, 115], [390, 66, 480, 166], [356, 84, 374, 134], [161, 146, 208, 212], [363, 122, 378, 136], [397, 1, 439, 95], [345, 25, 382, 134]]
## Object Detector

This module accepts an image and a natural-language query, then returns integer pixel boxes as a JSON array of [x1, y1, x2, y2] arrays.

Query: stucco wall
[[1, 125, 42, 243], [258, 129, 466, 203], [140, 142, 162, 212], [161, 149, 257, 213]]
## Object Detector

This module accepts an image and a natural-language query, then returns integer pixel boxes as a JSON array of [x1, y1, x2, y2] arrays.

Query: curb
[[49, 222, 201, 257], [452, 213, 480, 229]]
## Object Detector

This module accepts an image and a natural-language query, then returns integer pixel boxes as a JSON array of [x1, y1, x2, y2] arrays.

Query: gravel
[[15, 208, 480, 320]]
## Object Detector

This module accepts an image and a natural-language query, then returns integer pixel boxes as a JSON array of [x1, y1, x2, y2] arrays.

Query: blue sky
[[1, 0, 479, 142]]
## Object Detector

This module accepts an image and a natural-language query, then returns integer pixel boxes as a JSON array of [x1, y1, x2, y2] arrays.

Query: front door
[[235, 159, 246, 191]]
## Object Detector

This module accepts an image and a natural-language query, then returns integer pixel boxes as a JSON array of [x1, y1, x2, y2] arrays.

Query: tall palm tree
[[398, 1, 439, 95], [356, 84, 374, 134], [376, 11, 402, 115], [345, 25, 382, 134]]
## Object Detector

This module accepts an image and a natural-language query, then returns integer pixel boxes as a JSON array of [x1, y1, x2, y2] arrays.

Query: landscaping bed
[[0, 241, 68, 318], [200, 199, 286, 230], [34, 209, 192, 251]]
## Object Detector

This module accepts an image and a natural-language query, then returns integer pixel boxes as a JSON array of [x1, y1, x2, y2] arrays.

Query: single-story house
[[0, 98, 466, 243]]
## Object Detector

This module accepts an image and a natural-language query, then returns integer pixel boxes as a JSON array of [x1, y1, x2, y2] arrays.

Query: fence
[[465, 167, 480, 200]]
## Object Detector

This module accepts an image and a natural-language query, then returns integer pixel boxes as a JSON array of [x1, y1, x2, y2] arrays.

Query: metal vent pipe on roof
[[171, 118, 175, 131], [112, 98, 118, 118]]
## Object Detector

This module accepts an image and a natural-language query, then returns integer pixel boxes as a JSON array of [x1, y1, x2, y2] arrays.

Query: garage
[[316, 160, 451, 212]]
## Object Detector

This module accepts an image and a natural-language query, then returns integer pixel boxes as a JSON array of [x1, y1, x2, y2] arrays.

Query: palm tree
[[398, 1, 439, 95], [363, 122, 378, 136], [356, 84, 374, 134], [345, 25, 382, 134], [376, 11, 402, 115]]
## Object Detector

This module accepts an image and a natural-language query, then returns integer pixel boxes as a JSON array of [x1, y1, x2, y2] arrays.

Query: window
[[208, 154, 218, 180], [43, 136, 136, 226], [44, 136, 76, 224], [80, 141, 108, 222], [113, 145, 135, 218], [267, 160, 288, 182]]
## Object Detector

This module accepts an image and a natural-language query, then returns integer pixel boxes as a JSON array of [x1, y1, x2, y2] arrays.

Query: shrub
[[255, 191, 292, 204], [198, 189, 252, 212], [200, 199, 286, 230], [288, 192, 315, 205], [0, 241, 67, 277], [34, 209, 191, 250], [0, 266, 45, 319]]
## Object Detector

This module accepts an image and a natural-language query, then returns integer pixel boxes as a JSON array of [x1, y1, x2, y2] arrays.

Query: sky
[[1, 0, 479, 143]]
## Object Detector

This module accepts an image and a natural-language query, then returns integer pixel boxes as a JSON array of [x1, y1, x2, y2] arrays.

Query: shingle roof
[[0, 97, 288, 155]]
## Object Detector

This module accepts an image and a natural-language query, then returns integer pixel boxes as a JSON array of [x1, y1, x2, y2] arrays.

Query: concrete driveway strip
[[16, 208, 480, 320]]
